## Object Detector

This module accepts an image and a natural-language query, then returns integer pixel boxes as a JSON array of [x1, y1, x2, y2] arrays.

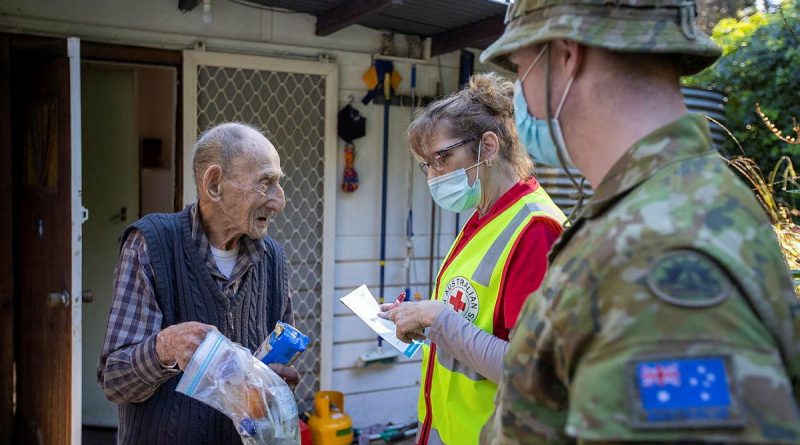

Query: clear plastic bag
[[176, 330, 300, 445]]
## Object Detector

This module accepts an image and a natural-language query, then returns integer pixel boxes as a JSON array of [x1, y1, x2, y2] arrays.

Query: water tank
[[681, 87, 729, 156], [536, 87, 728, 216], [535, 166, 593, 216]]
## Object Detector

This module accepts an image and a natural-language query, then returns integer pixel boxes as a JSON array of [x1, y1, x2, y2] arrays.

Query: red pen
[[389, 292, 406, 311]]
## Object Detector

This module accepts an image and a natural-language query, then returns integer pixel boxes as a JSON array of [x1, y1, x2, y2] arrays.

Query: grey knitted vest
[[117, 205, 289, 445]]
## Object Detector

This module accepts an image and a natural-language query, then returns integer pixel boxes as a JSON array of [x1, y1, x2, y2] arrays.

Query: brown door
[[10, 35, 81, 445], [0, 34, 15, 445]]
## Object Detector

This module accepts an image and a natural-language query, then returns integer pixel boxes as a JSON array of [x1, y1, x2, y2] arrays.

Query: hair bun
[[464, 73, 514, 117]]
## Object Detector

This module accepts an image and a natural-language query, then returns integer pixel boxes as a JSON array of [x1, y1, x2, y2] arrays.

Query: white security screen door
[[183, 50, 337, 410]]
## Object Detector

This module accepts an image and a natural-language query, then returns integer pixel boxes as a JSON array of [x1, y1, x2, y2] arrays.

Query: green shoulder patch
[[646, 250, 732, 308]]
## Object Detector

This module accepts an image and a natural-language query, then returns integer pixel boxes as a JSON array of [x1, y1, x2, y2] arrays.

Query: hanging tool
[[361, 60, 401, 105], [404, 64, 418, 302], [454, 50, 475, 238], [428, 202, 436, 299], [359, 59, 402, 365], [378, 70, 392, 349], [428, 78, 444, 299]]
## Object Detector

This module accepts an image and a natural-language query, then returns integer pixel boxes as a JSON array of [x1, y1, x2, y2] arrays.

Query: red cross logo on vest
[[449, 291, 466, 313], [443, 277, 479, 322]]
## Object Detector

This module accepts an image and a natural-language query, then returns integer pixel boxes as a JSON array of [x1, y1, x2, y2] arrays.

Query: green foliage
[[714, 14, 770, 55], [684, 0, 800, 212]]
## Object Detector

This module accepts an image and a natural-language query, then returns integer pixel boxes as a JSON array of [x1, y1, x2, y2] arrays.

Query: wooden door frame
[[0, 34, 183, 442], [8, 33, 78, 444], [1, 32, 75, 444], [0, 34, 14, 445]]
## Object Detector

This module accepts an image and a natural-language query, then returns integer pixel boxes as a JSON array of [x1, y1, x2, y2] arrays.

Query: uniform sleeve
[[481, 291, 573, 445], [501, 218, 562, 331], [96, 230, 179, 404], [559, 248, 800, 443]]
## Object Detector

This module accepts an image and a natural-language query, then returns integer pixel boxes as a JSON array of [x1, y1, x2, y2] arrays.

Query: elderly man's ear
[[203, 165, 224, 202]]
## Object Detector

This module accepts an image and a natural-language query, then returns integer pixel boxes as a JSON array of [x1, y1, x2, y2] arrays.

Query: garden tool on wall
[[337, 96, 366, 193], [361, 59, 401, 105], [359, 59, 402, 365], [405, 64, 421, 302], [428, 64, 446, 300], [453, 50, 475, 237]]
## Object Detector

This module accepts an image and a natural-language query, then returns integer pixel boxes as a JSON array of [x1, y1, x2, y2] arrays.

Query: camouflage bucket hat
[[480, 0, 722, 75]]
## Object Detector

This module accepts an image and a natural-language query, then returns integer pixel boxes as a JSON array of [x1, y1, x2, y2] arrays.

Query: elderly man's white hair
[[192, 122, 267, 185]]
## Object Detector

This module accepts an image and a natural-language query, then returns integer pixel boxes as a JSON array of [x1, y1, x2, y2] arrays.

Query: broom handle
[[378, 72, 391, 348]]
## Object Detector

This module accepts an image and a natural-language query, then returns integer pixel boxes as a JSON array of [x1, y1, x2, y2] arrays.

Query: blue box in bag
[[254, 322, 310, 366]]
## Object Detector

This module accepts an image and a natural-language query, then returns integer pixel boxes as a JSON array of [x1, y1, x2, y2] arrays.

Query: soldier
[[479, 0, 800, 443]]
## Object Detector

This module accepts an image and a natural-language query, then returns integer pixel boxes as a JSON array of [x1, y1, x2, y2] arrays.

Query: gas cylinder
[[308, 391, 353, 445], [299, 418, 312, 445]]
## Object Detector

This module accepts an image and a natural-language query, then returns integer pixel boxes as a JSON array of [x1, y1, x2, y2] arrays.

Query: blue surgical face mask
[[514, 45, 576, 168], [427, 141, 484, 213]]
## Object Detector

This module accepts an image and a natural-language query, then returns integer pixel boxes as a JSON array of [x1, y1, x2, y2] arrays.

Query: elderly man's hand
[[155, 321, 216, 370], [378, 300, 445, 344], [268, 363, 300, 391]]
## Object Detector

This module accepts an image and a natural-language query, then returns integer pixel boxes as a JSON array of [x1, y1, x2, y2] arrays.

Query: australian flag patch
[[629, 356, 743, 429]]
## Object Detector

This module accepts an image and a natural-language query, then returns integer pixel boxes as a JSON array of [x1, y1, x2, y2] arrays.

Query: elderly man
[[479, 0, 800, 444], [97, 122, 298, 444]]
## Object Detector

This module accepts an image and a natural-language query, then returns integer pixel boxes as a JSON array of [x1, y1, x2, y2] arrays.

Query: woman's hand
[[378, 300, 446, 343]]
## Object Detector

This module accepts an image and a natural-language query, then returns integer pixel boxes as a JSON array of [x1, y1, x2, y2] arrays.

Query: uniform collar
[[547, 114, 714, 264], [579, 114, 714, 220]]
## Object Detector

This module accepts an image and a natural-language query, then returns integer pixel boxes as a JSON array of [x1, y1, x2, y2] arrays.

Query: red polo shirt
[[442, 177, 562, 340]]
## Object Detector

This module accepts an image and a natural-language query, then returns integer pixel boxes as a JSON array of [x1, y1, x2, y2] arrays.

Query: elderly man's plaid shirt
[[96, 204, 292, 403]]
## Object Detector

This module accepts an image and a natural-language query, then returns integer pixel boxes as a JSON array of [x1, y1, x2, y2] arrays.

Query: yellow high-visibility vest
[[418, 185, 565, 445]]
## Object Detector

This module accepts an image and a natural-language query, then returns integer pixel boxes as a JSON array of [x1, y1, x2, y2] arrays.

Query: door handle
[[47, 291, 69, 308], [82, 290, 94, 303]]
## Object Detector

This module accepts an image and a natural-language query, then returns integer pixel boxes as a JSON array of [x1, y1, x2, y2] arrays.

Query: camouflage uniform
[[481, 0, 721, 76], [478, 0, 800, 443]]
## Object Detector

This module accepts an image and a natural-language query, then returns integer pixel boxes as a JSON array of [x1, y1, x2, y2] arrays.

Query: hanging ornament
[[338, 101, 366, 194], [342, 143, 359, 193]]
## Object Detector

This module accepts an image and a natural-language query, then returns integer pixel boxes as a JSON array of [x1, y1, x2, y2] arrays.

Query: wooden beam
[[178, 0, 202, 12], [431, 14, 505, 57], [82, 41, 182, 66], [315, 0, 403, 37]]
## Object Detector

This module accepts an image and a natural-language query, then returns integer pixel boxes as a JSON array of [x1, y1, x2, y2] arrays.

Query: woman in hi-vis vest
[[378, 73, 566, 445]]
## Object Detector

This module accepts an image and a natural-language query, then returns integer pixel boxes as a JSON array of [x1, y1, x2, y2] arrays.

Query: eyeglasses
[[418, 136, 479, 175]]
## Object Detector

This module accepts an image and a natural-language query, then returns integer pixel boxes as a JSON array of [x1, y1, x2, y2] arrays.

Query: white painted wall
[[0, 0, 511, 429]]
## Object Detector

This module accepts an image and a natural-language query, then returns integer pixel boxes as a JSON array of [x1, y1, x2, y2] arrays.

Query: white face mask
[[514, 44, 576, 168], [427, 141, 484, 213]]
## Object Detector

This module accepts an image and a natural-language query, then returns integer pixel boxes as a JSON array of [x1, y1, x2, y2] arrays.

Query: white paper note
[[339, 285, 422, 358]]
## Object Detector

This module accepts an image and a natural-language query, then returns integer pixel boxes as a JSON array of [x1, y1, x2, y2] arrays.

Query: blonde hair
[[408, 72, 533, 179]]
